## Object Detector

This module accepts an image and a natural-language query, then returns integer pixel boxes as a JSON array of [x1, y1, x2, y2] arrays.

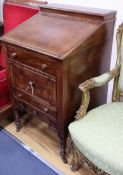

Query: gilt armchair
[[68, 22, 123, 175]]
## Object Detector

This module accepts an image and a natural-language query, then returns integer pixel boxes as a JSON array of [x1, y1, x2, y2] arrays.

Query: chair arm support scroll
[[75, 65, 120, 120]]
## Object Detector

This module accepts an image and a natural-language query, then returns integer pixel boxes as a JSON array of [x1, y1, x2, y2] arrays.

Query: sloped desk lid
[[1, 4, 116, 60]]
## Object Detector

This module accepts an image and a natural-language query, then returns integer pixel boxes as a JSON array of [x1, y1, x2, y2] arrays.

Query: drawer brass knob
[[33, 110, 38, 115], [44, 108, 48, 113], [17, 94, 22, 98], [28, 81, 33, 86], [11, 52, 17, 58], [41, 64, 48, 71]]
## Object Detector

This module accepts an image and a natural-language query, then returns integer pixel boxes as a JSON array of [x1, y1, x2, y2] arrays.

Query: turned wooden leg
[[70, 142, 78, 171], [14, 109, 21, 132], [60, 139, 67, 163]]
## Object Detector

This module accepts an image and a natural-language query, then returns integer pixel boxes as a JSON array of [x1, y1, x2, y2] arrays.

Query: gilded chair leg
[[70, 142, 78, 171]]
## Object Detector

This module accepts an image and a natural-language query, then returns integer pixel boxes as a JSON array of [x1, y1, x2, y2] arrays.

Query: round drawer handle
[[11, 52, 17, 58], [44, 108, 48, 113], [17, 94, 22, 98], [41, 64, 48, 71], [33, 110, 38, 115], [28, 81, 33, 86]]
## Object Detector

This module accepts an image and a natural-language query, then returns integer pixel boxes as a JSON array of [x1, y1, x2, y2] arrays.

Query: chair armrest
[[79, 65, 120, 92], [75, 65, 120, 120]]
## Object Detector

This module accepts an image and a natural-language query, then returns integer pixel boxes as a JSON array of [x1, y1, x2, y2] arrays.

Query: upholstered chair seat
[[68, 22, 123, 175], [69, 102, 123, 175]]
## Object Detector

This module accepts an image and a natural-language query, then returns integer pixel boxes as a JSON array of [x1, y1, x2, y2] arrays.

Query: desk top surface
[[1, 4, 116, 59], [2, 13, 100, 59]]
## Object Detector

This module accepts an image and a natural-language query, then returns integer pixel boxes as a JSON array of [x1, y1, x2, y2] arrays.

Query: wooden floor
[[0, 110, 93, 175]]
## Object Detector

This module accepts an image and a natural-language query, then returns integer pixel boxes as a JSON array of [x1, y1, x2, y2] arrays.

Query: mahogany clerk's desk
[[1, 4, 116, 162]]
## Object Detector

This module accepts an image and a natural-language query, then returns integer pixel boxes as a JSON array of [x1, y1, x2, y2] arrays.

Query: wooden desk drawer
[[14, 88, 57, 120], [8, 45, 56, 77], [23, 102, 57, 132], [13, 64, 56, 105]]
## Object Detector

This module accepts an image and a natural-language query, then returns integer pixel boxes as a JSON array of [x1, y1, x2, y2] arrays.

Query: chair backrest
[[112, 23, 123, 101]]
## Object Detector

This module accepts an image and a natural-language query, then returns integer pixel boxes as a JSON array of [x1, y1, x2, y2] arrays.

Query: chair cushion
[[69, 102, 123, 175]]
